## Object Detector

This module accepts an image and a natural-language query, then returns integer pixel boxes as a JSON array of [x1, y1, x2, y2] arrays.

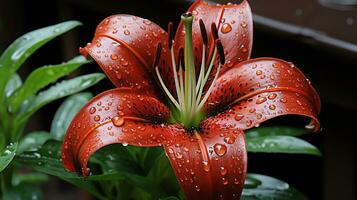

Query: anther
[[168, 22, 174, 49], [199, 19, 208, 46], [216, 39, 225, 65], [153, 43, 162, 67], [182, 12, 193, 18], [211, 23, 219, 40]]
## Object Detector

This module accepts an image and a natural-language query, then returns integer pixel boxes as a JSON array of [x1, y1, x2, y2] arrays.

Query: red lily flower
[[62, 0, 321, 199]]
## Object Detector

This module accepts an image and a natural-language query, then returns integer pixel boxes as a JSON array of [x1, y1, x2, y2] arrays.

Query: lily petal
[[80, 15, 176, 93], [203, 58, 320, 131], [164, 125, 246, 200], [62, 88, 172, 176], [175, 0, 253, 74]]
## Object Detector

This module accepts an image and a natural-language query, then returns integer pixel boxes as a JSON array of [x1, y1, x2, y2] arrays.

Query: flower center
[[155, 12, 225, 130]]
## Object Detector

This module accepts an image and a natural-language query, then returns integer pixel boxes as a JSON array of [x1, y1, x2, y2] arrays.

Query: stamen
[[178, 47, 184, 71], [153, 43, 162, 67], [168, 22, 174, 49], [199, 19, 208, 46], [155, 67, 181, 110], [216, 39, 225, 65], [211, 23, 219, 40]]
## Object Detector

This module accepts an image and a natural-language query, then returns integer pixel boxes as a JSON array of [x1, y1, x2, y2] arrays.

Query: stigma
[[155, 12, 225, 129]]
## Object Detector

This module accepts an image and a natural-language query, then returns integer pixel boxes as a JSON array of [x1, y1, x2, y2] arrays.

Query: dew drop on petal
[[256, 97, 267, 104], [202, 161, 210, 172], [89, 107, 96, 114], [110, 54, 118, 60], [268, 93, 277, 100], [220, 167, 227, 176], [235, 114, 244, 121], [224, 136, 235, 144], [111, 116, 124, 127], [214, 143, 227, 157], [120, 58, 129, 66], [94, 115, 100, 121], [269, 104, 276, 110], [123, 30, 130, 35], [280, 98, 288, 103], [221, 23, 232, 33]]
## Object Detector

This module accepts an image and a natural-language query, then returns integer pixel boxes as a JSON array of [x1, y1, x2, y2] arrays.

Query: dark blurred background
[[1, 0, 356, 199]]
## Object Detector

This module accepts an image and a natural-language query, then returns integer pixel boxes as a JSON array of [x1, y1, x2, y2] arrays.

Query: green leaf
[[90, 144, 144, 176], [5, 74, 22, 98], [247, 135, 321, 156], [246, 126, 309, 139], [2, 183, 43, 200], [12, 172, 49, 186], [0, 142, 17, 172], [50, 92, 92, 141], [9, 56, 90, 112], [0, 21, 82, 95], [18, 73, 105, 122], [242, 174, 307, 200], [17, 131, 51, 154]]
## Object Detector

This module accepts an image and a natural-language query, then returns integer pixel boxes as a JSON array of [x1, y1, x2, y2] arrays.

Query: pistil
[[155, 13, 225, 130]]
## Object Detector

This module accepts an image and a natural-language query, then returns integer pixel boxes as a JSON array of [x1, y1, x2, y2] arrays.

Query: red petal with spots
[[61, 88, 172, 176], [164, 124, 246, 200], [203, 58, 321, 131], [80, 15, 176, 93], [174, 0, 253, 75]]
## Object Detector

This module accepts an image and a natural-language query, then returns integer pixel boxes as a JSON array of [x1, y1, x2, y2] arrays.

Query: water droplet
[[111, 116, 124, 127], [195, 185, 201, 192], [256, 113, 262, 119], [269, 104, 276, 110], [94, 115, 101, 121], [120, 58, 129, 66], [256, 70, 263, 76], [296, 100, 302, 106], [268, 93, 277, 100], [202, 161, 210, 172], [221, 23, 232, 33], [124, 30, 130, 35], [110, 54, 118, 60], [234, 114, 244, 121], [96, 42, 102, 47], [214, 143, 227, 157], [240, 21, 247, 28], [280, 98, 288, 103], [305, 124, 316, 130], [89, 107, 96, 114], [224, 136, 235, 144], [122, 143, 128, 146], [143, 19, 152, 25], [176, 152, 183, 159], [234, 178, 240, 185], [220, 167, 227, 176], [240, 45, 248, 53], [222, 177, 229, 185], [256, 97, 267, 104], [249, 108, 256, 113]]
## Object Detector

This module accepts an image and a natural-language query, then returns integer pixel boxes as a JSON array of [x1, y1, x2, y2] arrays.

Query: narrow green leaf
[[17, 131, 51, 154], [9, 56, 90, 112], [242, 174, 307, 200], [12, 172, 49, 186], [0, 21, 82, 112], [2, 183, 43, 200], [247, 135, 321, 156], [18, 73, 105, 122], [5, 73, 22, 98], [0, 142, 17, 172], [246, 126, 309, 139], [50, 92, 92, 141]]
